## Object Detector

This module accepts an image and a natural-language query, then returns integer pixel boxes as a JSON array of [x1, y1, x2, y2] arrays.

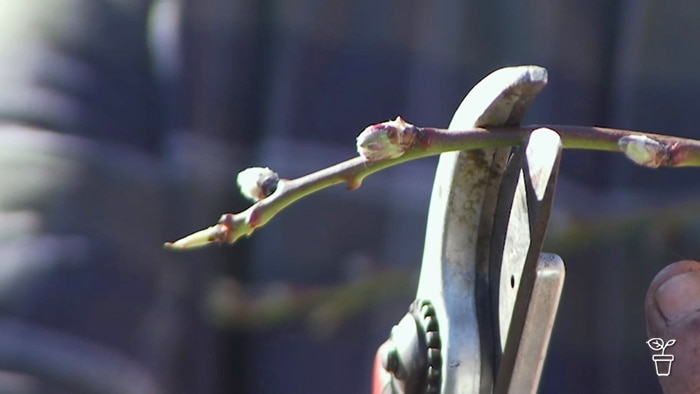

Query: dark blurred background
[[0, 0, 698, 393]]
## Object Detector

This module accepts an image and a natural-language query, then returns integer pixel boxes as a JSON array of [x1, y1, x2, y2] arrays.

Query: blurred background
[[0, 0, 698, 393]]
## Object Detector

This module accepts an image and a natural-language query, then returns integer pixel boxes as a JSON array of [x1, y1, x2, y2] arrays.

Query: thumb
[[645, 260, 700, 393]]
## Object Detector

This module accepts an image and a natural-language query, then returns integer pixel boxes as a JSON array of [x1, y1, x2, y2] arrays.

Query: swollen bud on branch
[[356, 116, 419, 161], [237, 167, 280, 202], [618, 135, 670, 168]]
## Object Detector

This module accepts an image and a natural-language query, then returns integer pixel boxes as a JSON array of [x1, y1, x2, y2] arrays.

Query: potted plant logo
[[647, 337, 676, 376]]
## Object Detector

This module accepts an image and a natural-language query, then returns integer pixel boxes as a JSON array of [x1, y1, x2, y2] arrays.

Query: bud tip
[[356, 117, 417, 161], [618, 135, 669, 168], [237, 167, 280, 202]]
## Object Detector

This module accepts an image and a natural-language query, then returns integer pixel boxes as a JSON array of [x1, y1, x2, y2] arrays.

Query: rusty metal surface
[[416, 65, 549, 393]]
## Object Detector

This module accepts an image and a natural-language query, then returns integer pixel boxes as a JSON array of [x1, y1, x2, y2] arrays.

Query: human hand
[[646, 260, 700, 393]]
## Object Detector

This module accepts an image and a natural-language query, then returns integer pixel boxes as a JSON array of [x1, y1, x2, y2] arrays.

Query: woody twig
[[164, 117, 700, 251]]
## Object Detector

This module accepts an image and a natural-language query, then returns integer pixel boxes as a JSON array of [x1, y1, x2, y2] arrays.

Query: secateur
[[371, 65, 565, 394], [163, 62, 700, 392]]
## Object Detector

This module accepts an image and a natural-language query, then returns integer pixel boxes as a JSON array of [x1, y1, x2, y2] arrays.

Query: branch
[[206, 267, 415, 334], [164, 119, 700, 251]]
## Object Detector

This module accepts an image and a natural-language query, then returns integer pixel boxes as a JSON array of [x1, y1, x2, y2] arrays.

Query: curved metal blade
[[416, 66, 548, 393], [490, 128, 563, 393]]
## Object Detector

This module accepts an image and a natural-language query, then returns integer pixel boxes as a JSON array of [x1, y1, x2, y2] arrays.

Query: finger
[[645, 260, 700, 393]]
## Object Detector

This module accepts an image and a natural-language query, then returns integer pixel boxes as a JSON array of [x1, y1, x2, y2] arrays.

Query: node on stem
[[618, 135, 670, 168], [356, 116, 419, 161], [237, 167, 280, 201]]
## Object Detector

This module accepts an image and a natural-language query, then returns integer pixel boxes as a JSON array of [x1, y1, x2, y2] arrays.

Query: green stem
[[164, 124, 700, 250]]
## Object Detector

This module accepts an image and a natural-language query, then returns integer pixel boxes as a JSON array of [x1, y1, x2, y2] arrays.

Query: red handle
[[372, 343, 400, 394]]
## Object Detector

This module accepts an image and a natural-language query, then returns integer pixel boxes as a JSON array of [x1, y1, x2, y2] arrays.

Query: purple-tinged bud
[[237, 167, 280, 202], [618, 135, 670, 168], [356, 116, 418, 161]]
